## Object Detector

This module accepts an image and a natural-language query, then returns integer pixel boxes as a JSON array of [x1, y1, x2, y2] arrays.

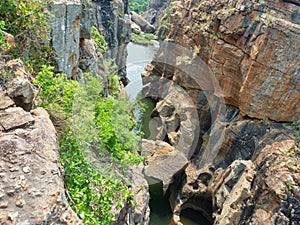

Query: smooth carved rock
[[0, 107, 34, 131], [0, 107, 83, 224], [142, 139, 188, 191]]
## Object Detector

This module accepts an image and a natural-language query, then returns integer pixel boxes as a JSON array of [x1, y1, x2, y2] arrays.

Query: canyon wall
[[51, 0, 131, 83], [150, 0, 299, 122], [141, 0, 300, 224]]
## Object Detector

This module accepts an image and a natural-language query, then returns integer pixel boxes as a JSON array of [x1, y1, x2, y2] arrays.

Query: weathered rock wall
[[51, 0, 131, 83], [148, 0, 300, 122], [0, 59, 83, 225]]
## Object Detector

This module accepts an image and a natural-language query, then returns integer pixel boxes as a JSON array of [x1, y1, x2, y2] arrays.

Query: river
[[125, 42, 199, 225]]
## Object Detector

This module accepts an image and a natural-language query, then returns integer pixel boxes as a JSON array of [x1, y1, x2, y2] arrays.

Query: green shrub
[[131, 32, 156, 45], [91, 26, 108, 54], [130, 0, 150, 13], [0, 21, 10, 50], [34, 68, 144, 223], [0, 0, 53, 73], [33, 65, 78, 117], [60, 131, 133, 225]]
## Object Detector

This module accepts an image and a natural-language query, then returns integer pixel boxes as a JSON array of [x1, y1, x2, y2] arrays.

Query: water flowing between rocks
[[125, 42, 199, 225]]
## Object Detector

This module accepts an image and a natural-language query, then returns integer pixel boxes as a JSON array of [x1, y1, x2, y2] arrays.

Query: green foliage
[[210, 33, 219, 40], [131, 33, 157, 45], [130, 0, 150, 13], [60, 131, 133, 225], [0, 21, 10, 50], [0, 0, 53, 73], [91, 26, 108, 54], [33, 65, 78, 117], [95, 97, 144, 164], [34, 68, 144, 223]]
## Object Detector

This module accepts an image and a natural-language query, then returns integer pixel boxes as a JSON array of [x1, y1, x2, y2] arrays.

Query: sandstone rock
[[131, 21, 142, 33], [0, 91, 14, 109], [130, 11, 155, 33], [169, 120, 299, 225], [146, 0, 300, 122], [213, 160, 256, 225], [0, 106, 82, 224], [129, 165, 150, 225], [0, 107, 34, 131], [142, 139, 188, 191]]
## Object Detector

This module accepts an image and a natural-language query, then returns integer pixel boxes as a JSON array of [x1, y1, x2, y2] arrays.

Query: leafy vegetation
[[131, 32, 157, 45], [0, 0, 53, 73], [91, 26, 108, 54], [60, 131, 133, 224], [34, 65, 144, 224], [0, 21, 10, 50], [130, 0, 150, 13]]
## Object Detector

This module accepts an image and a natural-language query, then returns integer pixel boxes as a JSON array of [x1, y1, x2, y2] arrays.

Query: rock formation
[[0, 58, 83, 224], [150, 0, 300, 122], [131, 11, 155, 33], [51, 0, 131, 83], [140, 0, 300, 224]]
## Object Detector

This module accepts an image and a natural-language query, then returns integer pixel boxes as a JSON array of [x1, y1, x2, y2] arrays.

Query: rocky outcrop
[[146, 0, 300, 122], [0, 95, 82, 224], [90, 0, 131, 83], [0, 56, 82, 224], [142, 139, 188, 192], [51, 0, 82, 78], [168, 120, 300, 224], [51, 0, 131, 83], [131, 11, 155, 33], [0, 59, 35, 111], [143, 0, 170, 25]]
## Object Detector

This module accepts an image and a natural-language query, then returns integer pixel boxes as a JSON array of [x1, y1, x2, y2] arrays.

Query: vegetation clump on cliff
[[130, 0, 150, 13]]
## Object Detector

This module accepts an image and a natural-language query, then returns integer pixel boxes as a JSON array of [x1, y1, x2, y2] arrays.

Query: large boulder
[[142, 139, 188, 192]]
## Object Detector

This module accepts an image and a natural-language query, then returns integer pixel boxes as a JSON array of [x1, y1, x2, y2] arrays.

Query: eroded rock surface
[[0, 95, 82, 224], [169, 120, 300, 225], [147, 0, 300, 122], [0, 59, 34, 111], [142, 139, 188, 192]]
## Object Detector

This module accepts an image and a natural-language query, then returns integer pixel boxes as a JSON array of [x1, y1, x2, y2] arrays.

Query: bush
[[0, 21, 10, 50], [60, 131, 133, 225], [130, 0, 150, 13], [0, 0, 53, 73], [131, 32, 157, 45], [34, 68, 144, 223], [91, 26, 108, 54]]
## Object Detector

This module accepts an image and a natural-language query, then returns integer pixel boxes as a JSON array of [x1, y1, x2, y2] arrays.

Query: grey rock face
[[51, 1, 82, 78], [130, 11, 155, 33], [0, 59, 34, 111]]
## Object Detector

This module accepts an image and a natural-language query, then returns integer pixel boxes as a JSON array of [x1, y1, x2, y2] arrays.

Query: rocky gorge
[[0, 0, 299, 225]]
